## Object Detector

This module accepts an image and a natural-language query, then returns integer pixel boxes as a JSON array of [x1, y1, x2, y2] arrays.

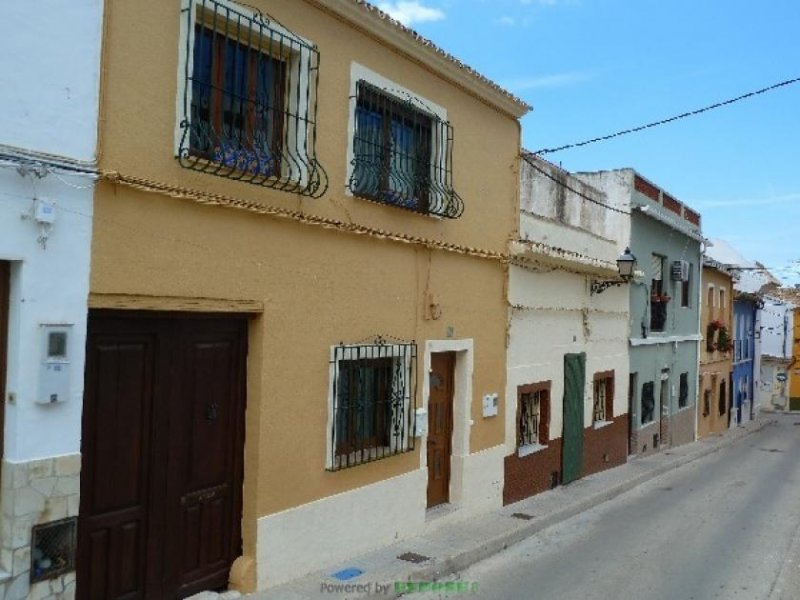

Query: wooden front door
[[78, 313, 247, 600], [0, 262, 8, 469], [427, 352, 454, 508]]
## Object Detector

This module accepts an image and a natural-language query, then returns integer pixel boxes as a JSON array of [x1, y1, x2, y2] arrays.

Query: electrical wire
[[520, 152, 630, 215], [532, 76, 800, 155]]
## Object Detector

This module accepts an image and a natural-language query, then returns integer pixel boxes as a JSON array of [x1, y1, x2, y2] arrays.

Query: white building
[[0, 2, 103, 598], [503, 155, 631, 504], [758, 296, 794, 411]]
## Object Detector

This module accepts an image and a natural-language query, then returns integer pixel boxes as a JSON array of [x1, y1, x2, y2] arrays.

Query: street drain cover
[[511, 512, 535, 520], [398, 552, 431, 564]]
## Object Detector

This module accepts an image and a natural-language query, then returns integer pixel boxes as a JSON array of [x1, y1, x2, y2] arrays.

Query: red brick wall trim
[[662, 194, 682, 215], [683, 207, 701, 226], [634, 175, 660, 202]]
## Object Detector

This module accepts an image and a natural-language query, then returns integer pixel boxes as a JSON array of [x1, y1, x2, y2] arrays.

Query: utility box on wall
[[38, 324, 72, 404]]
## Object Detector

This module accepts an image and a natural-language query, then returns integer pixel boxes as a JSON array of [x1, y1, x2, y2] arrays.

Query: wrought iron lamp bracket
[[590, 278, 628, 295]]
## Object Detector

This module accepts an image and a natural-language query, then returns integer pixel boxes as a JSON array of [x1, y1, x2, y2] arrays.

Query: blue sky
[[376, 0, 800, 284]]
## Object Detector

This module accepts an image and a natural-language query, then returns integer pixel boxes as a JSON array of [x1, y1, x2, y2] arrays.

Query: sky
[[375, 0, 800, 285]]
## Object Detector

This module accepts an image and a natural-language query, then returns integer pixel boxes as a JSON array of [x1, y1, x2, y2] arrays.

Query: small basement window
[[30, 518, 77, 583]]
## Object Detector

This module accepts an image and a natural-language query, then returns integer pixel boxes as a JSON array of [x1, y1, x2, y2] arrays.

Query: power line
[[532, 76, 800, 156]]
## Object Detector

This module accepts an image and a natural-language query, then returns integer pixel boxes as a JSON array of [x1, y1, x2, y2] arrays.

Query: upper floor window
[[719, 288, 726, 309], [707, 285, 715, 308], [177, 0, 327, 197], [680, 263, 692, 308], [650, 254, 667, 332], [347, 74, 463, 219]]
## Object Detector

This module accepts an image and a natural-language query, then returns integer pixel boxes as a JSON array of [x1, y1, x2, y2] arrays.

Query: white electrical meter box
[[34, 198, 56, 224], [482, 393, 499, 417], [414, 408, 428, 437], [38, 324, 72, 404]]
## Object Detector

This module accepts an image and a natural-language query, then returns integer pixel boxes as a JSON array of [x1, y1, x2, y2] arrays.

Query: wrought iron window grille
[[348, 81, 464, 219], [178, 0, 328, 197], [518, 391, 541, 447], [329, 336, 417, 471], [593, 380, 607, 423]]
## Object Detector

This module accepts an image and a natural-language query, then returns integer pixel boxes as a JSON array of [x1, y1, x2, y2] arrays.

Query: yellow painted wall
[[791, 308, 800, 402], [92, 0, 522, 568], [698, 266, 733, 437]]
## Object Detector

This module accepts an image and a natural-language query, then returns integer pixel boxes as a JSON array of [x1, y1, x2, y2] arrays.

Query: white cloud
[[376, 1, 446, 26], [502, 71, 593, 91], [496, 15, 517, 26]]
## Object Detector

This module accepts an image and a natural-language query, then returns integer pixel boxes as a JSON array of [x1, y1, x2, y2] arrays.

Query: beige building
[[81, 0, 528, 597], [698, 259, 733, 438]]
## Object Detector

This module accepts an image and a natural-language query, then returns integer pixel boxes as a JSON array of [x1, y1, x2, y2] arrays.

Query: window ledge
[[593, 419, 613, 430], [518, 443, 547, 458]]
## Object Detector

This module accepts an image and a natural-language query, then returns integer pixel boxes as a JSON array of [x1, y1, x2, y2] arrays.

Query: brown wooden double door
[[78, 313, 247, 600], [427, 352, 454, 508]]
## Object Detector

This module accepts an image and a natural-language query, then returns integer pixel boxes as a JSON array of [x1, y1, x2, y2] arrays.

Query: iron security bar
[[348, 81, 463, 218], [179, 0, 327, 197], [330, 337, 417, 471]]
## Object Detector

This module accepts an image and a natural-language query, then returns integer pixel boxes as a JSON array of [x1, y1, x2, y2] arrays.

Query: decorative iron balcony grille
[[329, 337, 417, 471], [348, 81, 464, 219], [178, 0, 327, 197]]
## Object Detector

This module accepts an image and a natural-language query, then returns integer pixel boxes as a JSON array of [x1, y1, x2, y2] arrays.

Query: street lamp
[[591, 247, 637, 295]]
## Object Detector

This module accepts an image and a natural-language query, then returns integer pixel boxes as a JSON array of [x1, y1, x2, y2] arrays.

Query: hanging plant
[[709, 319, 723, 331], [716, 326, 732, 352]]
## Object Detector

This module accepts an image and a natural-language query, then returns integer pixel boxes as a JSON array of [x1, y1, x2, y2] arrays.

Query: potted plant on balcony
[[651, 292, 672, 303], [716, 326, 732, 352]]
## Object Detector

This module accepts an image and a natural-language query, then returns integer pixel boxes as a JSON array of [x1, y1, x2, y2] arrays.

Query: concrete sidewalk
[[238, 416, 769, 599]]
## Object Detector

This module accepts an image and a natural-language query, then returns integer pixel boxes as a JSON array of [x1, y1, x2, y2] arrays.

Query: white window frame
[[175, 0, 315, 185], [345, 62, 448, 213], [325, 343, 415, 470]]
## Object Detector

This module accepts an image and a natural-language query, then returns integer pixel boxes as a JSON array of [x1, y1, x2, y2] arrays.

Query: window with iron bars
[[329, 338, 417, 470], [178, 0, 327, 197], [518, 383, 549, 450], [348, 80, 464, 218], [593, 371, 614, 424]]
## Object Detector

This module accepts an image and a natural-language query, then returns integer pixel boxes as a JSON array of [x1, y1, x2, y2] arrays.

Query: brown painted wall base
[[582, 415, 628, 477], [503, 415, 628, 506], [503, 439, 562, 506]]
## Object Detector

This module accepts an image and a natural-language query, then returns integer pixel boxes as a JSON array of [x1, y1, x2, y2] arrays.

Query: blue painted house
[[732, 294, 758, 424]]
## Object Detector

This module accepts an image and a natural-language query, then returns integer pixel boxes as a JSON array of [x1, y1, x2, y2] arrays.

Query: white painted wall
[[0, 169, 94, 461], [507, 159, 631, 454], [506, 267, 630, 450], [760, 297, 792, 359], [0, 1, 103, 160], [0, 0, 103, 460]]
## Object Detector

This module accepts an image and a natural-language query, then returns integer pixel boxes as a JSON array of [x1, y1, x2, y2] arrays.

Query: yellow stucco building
[[698, 259, 734, 438], [80, 0, 529, 597]]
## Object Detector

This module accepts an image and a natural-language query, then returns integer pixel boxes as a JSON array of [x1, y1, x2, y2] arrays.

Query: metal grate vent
[[397, 552, 431, 564], [30, 518, 77, 583]]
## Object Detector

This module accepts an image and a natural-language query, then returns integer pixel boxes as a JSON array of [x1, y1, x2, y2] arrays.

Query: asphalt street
[[414, 414, 800, 600]]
